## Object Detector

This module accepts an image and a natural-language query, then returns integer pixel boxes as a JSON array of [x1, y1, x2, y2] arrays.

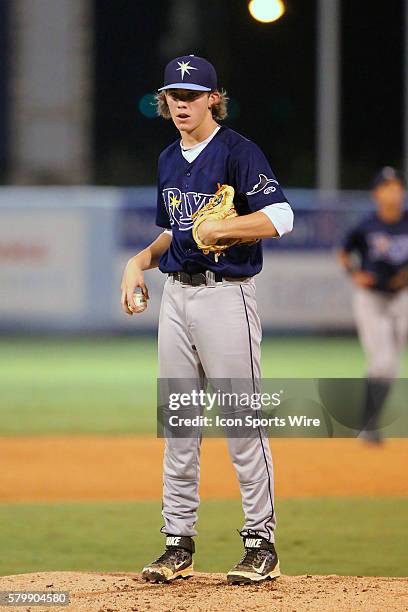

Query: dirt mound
[[0, 571, 407, 611]]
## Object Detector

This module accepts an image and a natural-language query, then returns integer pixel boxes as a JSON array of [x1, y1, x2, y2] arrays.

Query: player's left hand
[[196, 219, 221, 246]]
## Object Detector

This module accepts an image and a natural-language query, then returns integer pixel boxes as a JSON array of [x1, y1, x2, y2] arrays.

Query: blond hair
[[155, 89, 229, 121]]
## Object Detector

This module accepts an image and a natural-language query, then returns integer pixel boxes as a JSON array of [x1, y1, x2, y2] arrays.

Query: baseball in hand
[[132, 292, 147, 313]]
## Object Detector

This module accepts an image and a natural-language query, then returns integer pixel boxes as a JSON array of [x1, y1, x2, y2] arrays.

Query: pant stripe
[[239, 285, 275, 541]]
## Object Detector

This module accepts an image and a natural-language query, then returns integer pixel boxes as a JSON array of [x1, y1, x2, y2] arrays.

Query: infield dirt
[[0, 438, 407, 502], [1, 438, 407, 610], [0, 571, 407, 611]]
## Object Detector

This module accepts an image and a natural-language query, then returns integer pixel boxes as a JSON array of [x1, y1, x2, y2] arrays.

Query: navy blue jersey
[[342, 211, 408, 292], [155, 126, 290, 277]]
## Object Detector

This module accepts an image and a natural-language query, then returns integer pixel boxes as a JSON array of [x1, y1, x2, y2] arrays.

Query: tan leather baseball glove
[[191, 184, 254, 262]]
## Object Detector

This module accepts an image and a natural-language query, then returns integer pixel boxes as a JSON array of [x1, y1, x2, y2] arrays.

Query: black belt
[[169, 271, 249, 286]]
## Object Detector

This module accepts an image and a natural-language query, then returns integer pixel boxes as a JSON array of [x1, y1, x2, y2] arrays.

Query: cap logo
[[177, 60, 198, 80]]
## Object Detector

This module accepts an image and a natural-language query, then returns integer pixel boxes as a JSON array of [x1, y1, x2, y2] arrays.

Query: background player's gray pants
[[353, 287, 408, 378], [158, 276, 276, 543]]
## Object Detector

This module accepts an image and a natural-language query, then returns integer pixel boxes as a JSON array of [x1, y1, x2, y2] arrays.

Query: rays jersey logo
[[368, 232, 408, 264], [246, 173, 279, 196], [163, 188, 214, 230]]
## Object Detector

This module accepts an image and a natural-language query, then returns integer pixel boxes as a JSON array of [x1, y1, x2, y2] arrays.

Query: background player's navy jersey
[[155, 125, 290, 277], [342, 211, 408, 293]]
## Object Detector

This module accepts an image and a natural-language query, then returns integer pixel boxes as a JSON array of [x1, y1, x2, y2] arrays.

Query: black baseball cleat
[[141, 535, 194, 583], [227, 532, 280, 584]]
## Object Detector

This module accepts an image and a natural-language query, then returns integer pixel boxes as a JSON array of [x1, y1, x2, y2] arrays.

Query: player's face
[[165, 89, 215, 131], [373, 180, 405, 222]]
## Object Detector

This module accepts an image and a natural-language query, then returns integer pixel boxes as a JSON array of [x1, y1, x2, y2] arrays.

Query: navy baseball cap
[[158, 54, 217, 92], [372, 166, 405, 189]]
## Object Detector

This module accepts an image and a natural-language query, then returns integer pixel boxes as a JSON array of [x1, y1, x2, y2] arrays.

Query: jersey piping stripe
[[239, 285, 275, 542]]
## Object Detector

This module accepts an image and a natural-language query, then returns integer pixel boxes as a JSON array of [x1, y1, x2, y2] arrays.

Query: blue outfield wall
[[119, 187, 372, 251], [0, 187, 374, 333]]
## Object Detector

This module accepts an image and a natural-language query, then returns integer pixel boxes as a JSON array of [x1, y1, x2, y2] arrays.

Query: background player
[[121, 55, 294, 584], [338, 167, 408, 443]]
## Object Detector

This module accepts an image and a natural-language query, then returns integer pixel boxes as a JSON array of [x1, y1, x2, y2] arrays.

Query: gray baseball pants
[[158, 275, 276, 542], [353, 287, 408, 378]]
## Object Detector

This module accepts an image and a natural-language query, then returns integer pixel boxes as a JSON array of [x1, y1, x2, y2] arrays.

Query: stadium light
[[248, 0, 285, 24]]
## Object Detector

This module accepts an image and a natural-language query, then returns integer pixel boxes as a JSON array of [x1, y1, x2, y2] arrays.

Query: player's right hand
[[120, 258, 150, 316], [351, 270, 376, 288]]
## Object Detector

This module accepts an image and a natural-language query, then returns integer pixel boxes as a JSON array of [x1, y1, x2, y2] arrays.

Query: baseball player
[[338, 167, 408, 443], [121, 55, 293, 584]]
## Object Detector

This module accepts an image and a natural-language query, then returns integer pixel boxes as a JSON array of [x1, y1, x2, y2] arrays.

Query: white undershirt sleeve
[[259, 202, 294, 237], [163, 229, 173, 236]]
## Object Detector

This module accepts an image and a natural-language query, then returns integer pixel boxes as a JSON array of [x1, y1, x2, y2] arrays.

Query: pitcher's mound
[[0, 571, 407, 611]]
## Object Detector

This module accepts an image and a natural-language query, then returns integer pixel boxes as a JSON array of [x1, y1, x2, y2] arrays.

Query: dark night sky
[[93, 0, 316, 186], [0, 0, 9, 178], [341, 0, 403, 186], [92, 0, 402, 188], [0, 0, 403, 187]]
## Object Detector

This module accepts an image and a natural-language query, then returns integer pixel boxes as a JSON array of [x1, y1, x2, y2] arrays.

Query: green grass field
[[1, 498, 407, 577], [1, 336, 407, 578], [1, 335, 396, 435]]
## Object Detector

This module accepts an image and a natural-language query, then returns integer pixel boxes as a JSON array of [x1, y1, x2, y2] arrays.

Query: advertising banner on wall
[[0, 186, 369, 332], [0, 208, 87, 318], [0, 188, 118, 331]]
